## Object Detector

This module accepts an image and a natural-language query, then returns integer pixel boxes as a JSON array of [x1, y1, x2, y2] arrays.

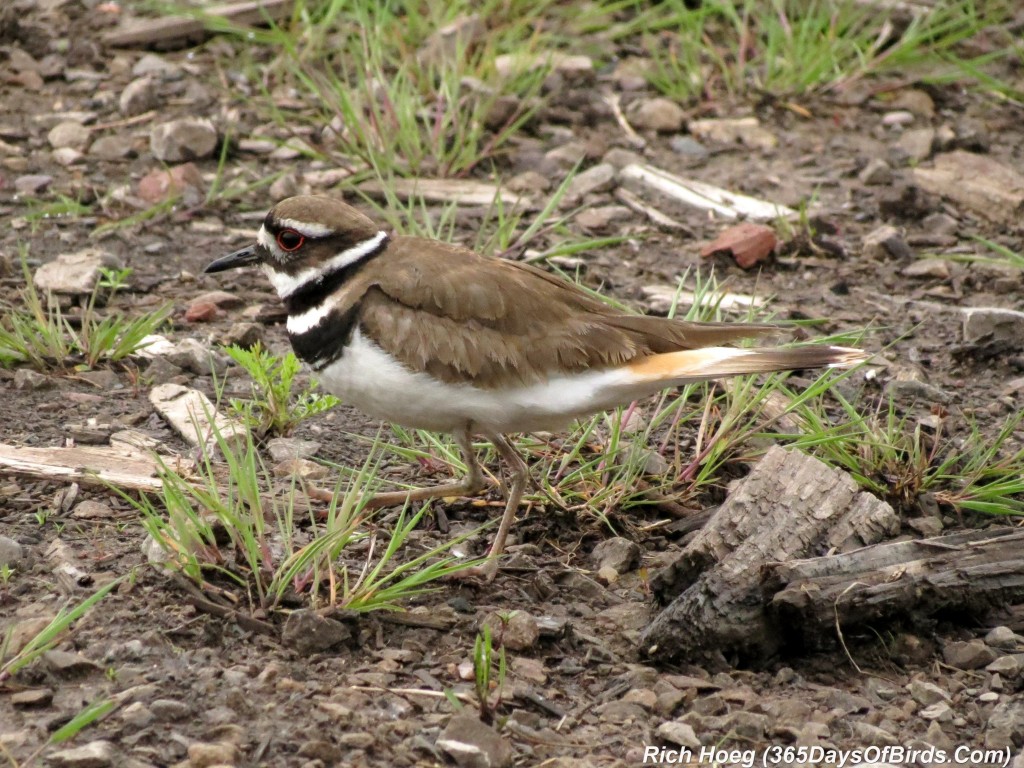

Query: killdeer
[[205, 195, 864, 580]]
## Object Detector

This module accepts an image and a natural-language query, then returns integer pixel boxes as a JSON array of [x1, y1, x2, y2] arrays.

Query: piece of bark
[[46, 539, 94, 591], [102, 0, 292, 48], [620, 163, 797, 220], [0, 443, 175, 492], [768, 528, 1024, 647], [912, 151, 1024, 225], [149, 383, 247, 451], [642, 446, 898, 664]]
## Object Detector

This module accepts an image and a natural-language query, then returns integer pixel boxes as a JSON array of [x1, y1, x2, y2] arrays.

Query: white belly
[[315, 328, 641, 434]]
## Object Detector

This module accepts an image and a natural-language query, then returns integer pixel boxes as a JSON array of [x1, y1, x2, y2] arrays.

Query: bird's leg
[[307, 428, 486, 507], [455, 430, 529, 582]]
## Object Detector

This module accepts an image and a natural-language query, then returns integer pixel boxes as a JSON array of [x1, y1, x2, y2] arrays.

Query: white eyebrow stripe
[[287, 293, 342, 335], [257, 225, 275, 251], [276, 218, 334, 238], [265, 230, 389, 300]]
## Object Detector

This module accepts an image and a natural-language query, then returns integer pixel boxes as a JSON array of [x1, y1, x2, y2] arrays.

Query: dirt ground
[[1, 3, 1024, 767]]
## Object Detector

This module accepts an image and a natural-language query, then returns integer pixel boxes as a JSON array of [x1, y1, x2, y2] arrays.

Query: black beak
[[204, 245, 259, 273]]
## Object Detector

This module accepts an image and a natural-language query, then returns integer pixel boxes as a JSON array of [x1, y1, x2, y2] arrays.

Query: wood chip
[[149, 383, 247, 451], [102, 0, 292, 48], [0, 443, 174, 492], [620, 163, 797, 220], [912, 150, 1024, 225], [357, 178, 532, 209]]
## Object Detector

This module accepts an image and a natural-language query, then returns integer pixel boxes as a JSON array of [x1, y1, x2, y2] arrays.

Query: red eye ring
[[276, 228, 305, 252]]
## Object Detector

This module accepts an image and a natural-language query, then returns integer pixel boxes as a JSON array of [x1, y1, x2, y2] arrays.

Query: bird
[[204, 195, 865, 580]]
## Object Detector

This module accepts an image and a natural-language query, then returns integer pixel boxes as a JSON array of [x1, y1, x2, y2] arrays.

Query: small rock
[[897, 127, 935, 163], [986, 626, 1023, 649], [901, 258, 950, 279], [14, 174, 52, 194], [267, 438, 322, 462], [481, 610, 539, 651], [656, 720, 700, 748], [909, 679, 951, 706], [34, 248, 121, 295], [164, 338, 229, 376], [150, 118, 218, 162], [623, 688, 657, 711], [150, 698, 192, 721], [223, 322, 264, 349], [48, 121, 91, 151], [907, 516, 943, 537], [669, 136, 708, 158], [187, 741, 239, 768], [510, 656, 547, 685], [89, 135, 134, 161], [963, 308, 1024, 345], [689, 116, 777, 150], [627, 97, 685, 133], [192, 290, 244, 310], [591, 537, 641, 574], [494, 52, 591, 80], [944, 639, 998, 670], [132, 53, 182, 78], [282, 609, 352, 654], [13, 369, 53, 390], [120, 702, 154, 727], [437, 712, 513, 768], [544, 141, 587, 169], [595, 699, 647, 723], [886, 378, 952, 404], [72, 500, 116, 519], [986, 700, 1024, 749], [859, 158, 893, 185], [987, 655, 1024, 677], [272, 458, 329, 481], [119, 77, 158, 116], [76, 369, 121, 389], [596, 565, 618, 584], [920, 701, 954, 722], [863, 225, 912, 261], [882, 110, 916, 127], [338, 732, 374, 749], [891, 89, 935, 117], [575, 205, 632, 231], [52, 147, 83, 166], [852, 721, 897, 745], [42, 650, 99, 677], [48, 740, 115, 768], [562, 164, 616, 204], [505, 170, 550, 194], [184, 301, 220, 323], [11, 688, 52, 707], [137, 162, 204, 205], [298, 739, 343, 762]]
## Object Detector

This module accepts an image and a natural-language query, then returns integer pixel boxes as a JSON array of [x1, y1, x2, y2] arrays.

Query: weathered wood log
[[0, 443, 182, 492], [102, 0, 292, 49], [769, 528, 1024, 646], [642, 446, 899, 664]]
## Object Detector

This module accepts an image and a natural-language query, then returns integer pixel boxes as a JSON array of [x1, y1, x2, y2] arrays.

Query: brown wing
[[359, 237, 778, 388]]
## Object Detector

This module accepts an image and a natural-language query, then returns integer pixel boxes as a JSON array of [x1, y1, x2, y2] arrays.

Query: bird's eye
[[276, 229, 305, 252]]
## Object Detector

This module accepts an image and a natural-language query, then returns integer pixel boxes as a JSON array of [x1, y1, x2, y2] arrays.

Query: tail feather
[[627, 345, 866, 385]]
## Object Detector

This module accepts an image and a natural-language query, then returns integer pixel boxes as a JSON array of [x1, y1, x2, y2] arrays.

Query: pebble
[[13, 369, 54, 390], [669, 135, 708, 157], [164, 338, 229, 376], [985, 700, 1024, 749], [863, 225, 912, 261], [859, 157, 893, 185], [282, 609, 352, 654], [690, 116, 777, 149], [150, 118, 218, 162], [986, 626, 1024, 649], [267, 437, 322, 462], [0, 536, 24, 568], [544, 141, 587, 169], [481, 610, 540, 651], [150, 698, 192, 721], [562, 163, 616, 205], [120, 702, 154, 727], [944, 639, 998, 670], [48, 120, 91, 150], [132, 53, 182, 78], [437, 712, 513, 768], [654, 719, 700, 747], [909, 679, 951, 706], [52, 147, 84, 166], [14, 174, 53, 194], [987, 655, 1024, 677], [575, 204, 632, 230], [506, 170, 551, 194], [223, 321, 264, 349], [920, 701, 954, 722], [33, 248, 122, 295], [72, 500, 116, 519], [627, 97, 685, 133], [591, 536, 641, 574], [42, 650, 99, 677], [897, 127, 936, 163], [962, 307, 1024, 345], [119, 76, 157, 116], [48, 740, 115, 768], [882, 110, 916, 127], [494, 51, 592, 80], [89, 135, 133, 160], [187, 741, 239, 768], [901, 257, 950, 280], [11, 688, 53, 707]]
